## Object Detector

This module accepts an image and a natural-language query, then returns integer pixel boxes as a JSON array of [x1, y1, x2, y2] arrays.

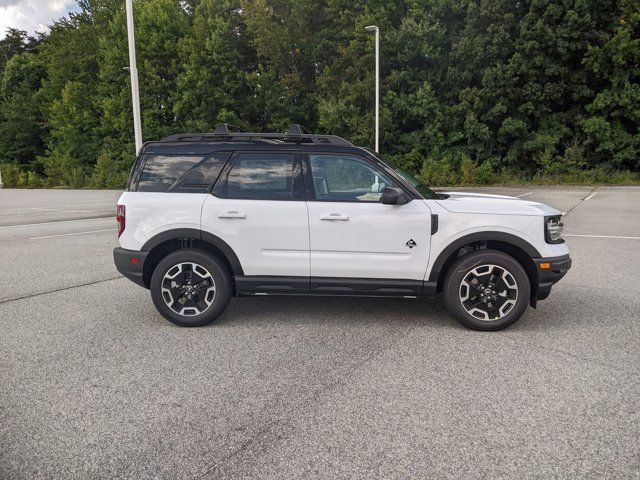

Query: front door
[[304, 153, 432, 287]]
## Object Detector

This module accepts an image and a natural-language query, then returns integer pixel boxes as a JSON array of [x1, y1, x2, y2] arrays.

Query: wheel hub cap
[[161, 262, 216, 316], [459, 264, 518, 321]]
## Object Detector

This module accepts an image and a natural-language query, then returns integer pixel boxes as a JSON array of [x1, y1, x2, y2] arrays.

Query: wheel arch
[[140, 228, 244, 288], [429, 232, 541, 305]]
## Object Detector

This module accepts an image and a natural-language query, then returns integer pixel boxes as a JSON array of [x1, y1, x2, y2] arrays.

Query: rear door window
[[214, 153, 302, 200]]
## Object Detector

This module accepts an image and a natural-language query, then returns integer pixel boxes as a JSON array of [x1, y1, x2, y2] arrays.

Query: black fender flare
[[141, 228, 244, 276], [427, 231, 541, 284]]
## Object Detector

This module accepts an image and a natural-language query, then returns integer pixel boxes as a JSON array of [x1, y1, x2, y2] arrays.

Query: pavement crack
[[563, 186, 599, 217], [201, 421, 279, 476], [199, 323, 419, 478], [0, 276, 124, 306]]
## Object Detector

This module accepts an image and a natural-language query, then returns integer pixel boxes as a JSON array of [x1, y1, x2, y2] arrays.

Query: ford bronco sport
[[114, 124, 571, 331]]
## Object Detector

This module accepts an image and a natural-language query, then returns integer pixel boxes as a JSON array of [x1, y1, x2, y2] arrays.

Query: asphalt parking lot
[[1, 186, 639, 479]]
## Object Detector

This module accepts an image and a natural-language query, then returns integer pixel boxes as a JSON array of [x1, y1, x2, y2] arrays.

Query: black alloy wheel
[[150, 249, 232, 327], [443, 249, 530, 331]]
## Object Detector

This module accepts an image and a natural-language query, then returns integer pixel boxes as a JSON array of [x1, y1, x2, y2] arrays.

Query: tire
[[443, 249, 530, 331], [150, 248, 232, 327]]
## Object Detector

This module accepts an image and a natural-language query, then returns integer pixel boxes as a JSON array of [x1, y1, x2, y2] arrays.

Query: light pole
[[365, 25, 380, 153], [125, 0, 143, 154]]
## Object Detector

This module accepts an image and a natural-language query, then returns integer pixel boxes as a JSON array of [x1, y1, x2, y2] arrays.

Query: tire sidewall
[[444, 250, 531, 331], [150, 249, 232, 327]]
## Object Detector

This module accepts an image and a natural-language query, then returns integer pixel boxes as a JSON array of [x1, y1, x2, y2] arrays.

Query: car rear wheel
[[443, 249, 530, 331], [150, 248, 232, 327]]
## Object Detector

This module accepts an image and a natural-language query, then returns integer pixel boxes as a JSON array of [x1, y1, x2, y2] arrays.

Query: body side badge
[[406, 239, 417, 249]]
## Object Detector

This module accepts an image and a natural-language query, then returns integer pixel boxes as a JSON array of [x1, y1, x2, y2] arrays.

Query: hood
[[435, 192, 561, 216]]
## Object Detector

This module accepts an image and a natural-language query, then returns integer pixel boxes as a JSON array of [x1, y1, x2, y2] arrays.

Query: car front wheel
[[150, 248, 232, 327], [443, 249, 530, 331]]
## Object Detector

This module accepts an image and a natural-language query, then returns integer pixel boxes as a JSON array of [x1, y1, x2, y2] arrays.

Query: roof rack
[[287, 124, 311, 135], [160, 123, 353, 146], [213, 123, 246, 134]]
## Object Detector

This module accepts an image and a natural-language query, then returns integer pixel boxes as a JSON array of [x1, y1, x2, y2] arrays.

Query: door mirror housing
[[380, 186, 410, 205]]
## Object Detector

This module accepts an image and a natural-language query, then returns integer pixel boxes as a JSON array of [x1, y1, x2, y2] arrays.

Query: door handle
[[218, 211, 247, 219], [320, 213, 349, 221]]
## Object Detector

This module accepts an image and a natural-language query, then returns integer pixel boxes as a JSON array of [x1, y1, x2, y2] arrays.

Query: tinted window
[[218, 153, 296, 200], [127, 154, 145, 191], [169, 152, 231, 193], [136, 153, 230, 193], [138, 155, 204, 192], [308, 154, 396, 202]]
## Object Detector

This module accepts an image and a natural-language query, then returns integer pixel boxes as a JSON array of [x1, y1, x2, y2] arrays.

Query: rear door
[[304, 152, 432, 285], [200, 151, 310, 280]]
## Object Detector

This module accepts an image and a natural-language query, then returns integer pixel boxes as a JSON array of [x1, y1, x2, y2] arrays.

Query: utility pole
[[125, 0, 143, 154], [365, 25, 380, 153]]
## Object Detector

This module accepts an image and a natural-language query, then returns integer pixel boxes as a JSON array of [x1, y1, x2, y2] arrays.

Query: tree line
[[0, 0, 638, 188]]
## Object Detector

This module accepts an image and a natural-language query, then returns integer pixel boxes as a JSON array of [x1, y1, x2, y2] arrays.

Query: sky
[[0, 0, 78, 39]]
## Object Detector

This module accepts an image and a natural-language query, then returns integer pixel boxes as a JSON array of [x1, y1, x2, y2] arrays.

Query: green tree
[[0, 0, 639, 187], [98, 0, 189, 163], [581, 0, 640, 171], [174, 0, 254, 131], [0, 52, 46, 167], [242, 0, 332, 130], [316, 0, 408, 147], [0, 28, 39, 77], [36, 2, 106, 185]]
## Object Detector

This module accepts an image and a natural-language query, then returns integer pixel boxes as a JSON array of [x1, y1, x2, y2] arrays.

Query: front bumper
[[113, 247, 149, 288], [533, 254, 572, 302]]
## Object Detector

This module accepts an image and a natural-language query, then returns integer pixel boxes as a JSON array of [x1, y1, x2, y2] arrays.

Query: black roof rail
[[213, 123, 246, 134], [159, 125, 353, 146]]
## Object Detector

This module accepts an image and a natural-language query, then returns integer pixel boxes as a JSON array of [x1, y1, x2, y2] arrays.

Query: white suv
[[114, 124, 571, 331]]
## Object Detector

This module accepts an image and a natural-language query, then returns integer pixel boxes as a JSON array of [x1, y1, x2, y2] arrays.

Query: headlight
[[545, 215, 564, 244]]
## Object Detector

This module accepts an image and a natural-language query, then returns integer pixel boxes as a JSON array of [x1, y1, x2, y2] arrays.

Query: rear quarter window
[[136, 153, 230, 193], [126, 154, 146, 191]]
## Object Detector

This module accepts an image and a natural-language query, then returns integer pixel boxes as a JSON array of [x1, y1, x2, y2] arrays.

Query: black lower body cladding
[[534, 254, 572, 300], [113, 247, 149, 287]]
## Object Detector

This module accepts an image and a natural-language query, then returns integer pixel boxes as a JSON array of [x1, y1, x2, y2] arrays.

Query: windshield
[[390, 164, 440, 199], [365, 150, 439, 199]]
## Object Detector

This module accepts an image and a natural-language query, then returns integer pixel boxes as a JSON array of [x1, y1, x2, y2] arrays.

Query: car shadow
[[213, 295, 462, 330]]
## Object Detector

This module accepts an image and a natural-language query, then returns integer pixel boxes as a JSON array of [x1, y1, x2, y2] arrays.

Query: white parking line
[[565, 234, 640, 240], [515, 192, 533, 198], [32, 208, 95, 213], [584, 191, 598, 201], [1, 207, 98, 213], [29, 229, 117, 240], [0, 216, 113, 229]]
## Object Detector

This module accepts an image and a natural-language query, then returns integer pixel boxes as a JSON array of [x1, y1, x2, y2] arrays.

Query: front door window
[[308, 154, 396, 202]]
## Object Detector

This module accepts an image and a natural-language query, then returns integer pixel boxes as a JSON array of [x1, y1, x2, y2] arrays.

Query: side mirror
[[380, 186, 410, 205]]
